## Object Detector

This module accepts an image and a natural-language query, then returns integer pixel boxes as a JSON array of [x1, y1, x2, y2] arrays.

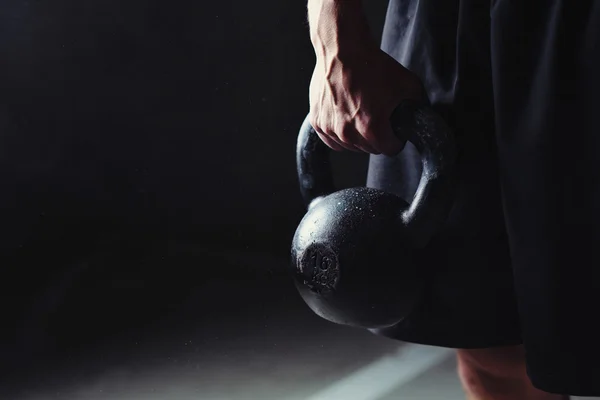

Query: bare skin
[[457, 346, 569, 400], [306, 0, 569, 399], [307, 0, 423, 156]]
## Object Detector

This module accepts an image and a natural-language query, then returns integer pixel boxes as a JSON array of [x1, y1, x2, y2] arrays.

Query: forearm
[[307, 0, 375, 57]]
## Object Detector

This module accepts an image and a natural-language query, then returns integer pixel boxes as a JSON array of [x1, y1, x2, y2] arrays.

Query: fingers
[[359, 119, 406, 157], [336, 123, 380, 154], [309, 114, 383, 154], [309, 114, 358, 152], [315, 130, 346, 152], [313, 125, 358, 152]]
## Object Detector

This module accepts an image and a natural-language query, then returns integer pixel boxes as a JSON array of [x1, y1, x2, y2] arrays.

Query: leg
[[456, 346, 568, 400], [491, 0, 600, 395]]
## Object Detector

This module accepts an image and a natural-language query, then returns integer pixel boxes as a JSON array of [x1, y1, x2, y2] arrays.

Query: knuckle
[[353, 113, 370, 128], [322, 125, 336, 137], [337, 131, 350, 143], [356, 119, 375, 138], [327, 120, 341, 136], [308, 111, 320, 128], [316, 133, 333, 147], [336, 122, 354, 143], [313, 115, 331, 133]]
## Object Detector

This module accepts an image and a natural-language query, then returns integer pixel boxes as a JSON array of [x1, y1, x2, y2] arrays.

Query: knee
[[456, 346, 566, 400], [457, 345, 528, 380], [456, 345, 530, 399]]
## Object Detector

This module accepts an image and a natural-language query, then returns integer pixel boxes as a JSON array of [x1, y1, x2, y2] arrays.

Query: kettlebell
[[290, 99, 457, 329]]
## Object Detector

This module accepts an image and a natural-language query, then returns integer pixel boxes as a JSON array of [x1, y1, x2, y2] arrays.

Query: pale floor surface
[[3, 247, 596, 400]]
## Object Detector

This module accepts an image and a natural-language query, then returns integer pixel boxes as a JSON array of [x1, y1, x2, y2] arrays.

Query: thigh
[[367, 0, 521, 349], [491, 0, 600, 396], [367, 145, 521, 349]]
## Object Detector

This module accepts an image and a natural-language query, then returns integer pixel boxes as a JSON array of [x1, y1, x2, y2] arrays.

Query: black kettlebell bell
[[290, 99, 457, 330]]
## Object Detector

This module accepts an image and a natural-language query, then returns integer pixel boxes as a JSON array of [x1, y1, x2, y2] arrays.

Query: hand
[[308, 42, 425, 156]]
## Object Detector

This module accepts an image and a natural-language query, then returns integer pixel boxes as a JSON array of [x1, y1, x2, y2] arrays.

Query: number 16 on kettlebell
[[290, 99, 458, 330]]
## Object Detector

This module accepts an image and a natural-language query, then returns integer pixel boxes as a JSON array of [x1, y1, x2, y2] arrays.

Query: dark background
[[1, 0, 389, 258], [0, 0, 393, 396]]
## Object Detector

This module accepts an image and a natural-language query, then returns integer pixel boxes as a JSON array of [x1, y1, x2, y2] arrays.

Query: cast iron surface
[[291, 99, 457, 329]]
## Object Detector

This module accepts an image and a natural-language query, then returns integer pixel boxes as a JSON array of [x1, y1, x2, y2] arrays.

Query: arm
[[306, 0, 375, 58], [306, 0, 423, 155]]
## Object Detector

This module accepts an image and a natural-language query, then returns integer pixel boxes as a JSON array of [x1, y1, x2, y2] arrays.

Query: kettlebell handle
[[296, 99, 458, 248]]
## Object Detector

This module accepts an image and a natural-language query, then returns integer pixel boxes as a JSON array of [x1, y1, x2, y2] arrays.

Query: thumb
[[373, 122, 407, 157]]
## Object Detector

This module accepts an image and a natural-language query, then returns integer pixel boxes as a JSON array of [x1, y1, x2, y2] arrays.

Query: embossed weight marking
[[290, 100, 458, 330]]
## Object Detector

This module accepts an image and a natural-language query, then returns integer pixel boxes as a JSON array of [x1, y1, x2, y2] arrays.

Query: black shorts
[[367, 0, 600, 395]]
